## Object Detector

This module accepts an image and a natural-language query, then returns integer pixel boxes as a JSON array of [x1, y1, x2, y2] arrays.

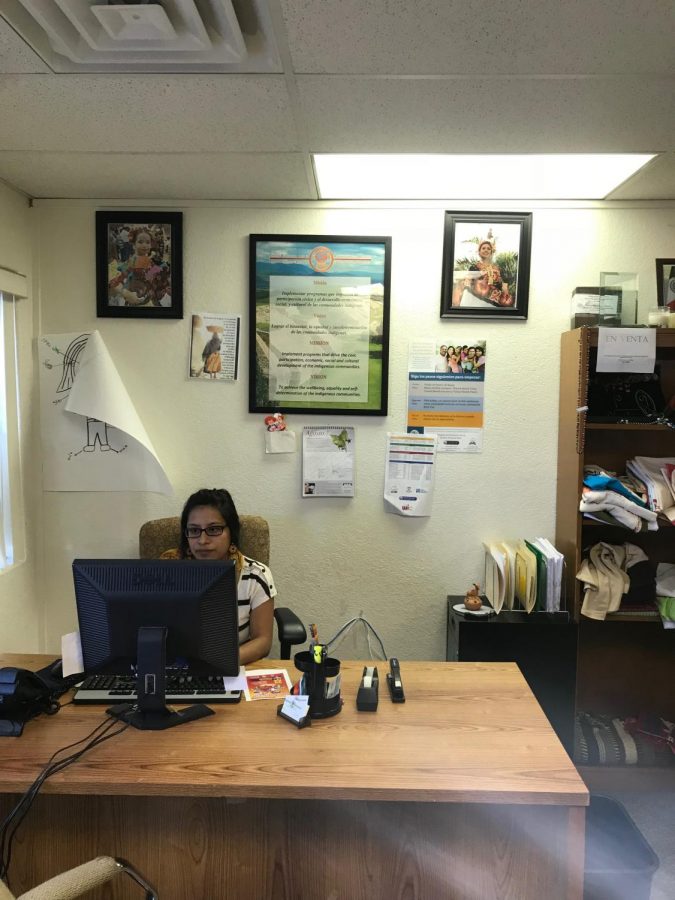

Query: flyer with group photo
[[406, 339, 486, 452]]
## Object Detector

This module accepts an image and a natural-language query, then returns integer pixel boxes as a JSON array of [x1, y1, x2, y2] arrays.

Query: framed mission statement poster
[[249, 234, 391, 415]]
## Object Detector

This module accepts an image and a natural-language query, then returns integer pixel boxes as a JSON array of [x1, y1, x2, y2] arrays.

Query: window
[[0, 287, 25, 570]]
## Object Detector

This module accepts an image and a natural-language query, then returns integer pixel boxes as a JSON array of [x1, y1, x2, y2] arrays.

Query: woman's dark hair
[[179, 487, 240, 558]]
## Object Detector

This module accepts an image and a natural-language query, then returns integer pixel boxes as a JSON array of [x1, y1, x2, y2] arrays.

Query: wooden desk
[[0, 655, 588, 899]]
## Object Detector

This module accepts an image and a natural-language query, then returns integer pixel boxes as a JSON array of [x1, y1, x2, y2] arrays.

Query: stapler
[[386, 657, 405, 703]]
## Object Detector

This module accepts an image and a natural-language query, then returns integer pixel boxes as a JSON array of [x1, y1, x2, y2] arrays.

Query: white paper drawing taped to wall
[[39, 330, 171, 494]]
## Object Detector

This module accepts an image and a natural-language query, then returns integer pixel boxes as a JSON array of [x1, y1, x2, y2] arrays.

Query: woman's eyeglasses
[[185, 525, 227, 539]]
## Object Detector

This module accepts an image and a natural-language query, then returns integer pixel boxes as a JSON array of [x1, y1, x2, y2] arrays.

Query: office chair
[[139, 515, 307, 659], [0, 856, 157, 899]]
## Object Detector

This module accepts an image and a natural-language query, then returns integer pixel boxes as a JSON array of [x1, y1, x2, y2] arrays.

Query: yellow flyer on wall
[[406, 340, 486, 452]]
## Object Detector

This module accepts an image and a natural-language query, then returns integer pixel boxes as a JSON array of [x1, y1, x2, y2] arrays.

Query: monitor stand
[[108, 625, 214, 730]]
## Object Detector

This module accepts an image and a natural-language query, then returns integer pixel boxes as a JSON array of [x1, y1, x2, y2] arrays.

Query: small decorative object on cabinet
[[555, 327, 675, 724]]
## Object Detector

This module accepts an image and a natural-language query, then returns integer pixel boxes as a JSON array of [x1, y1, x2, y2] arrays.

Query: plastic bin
[[584, 794, 659, 900]]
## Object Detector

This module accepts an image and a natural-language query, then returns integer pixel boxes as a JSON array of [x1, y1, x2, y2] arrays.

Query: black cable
[[0, 715, 117, 854], [1, 717, 128, 875], [0, 714, 128, 885], [1, 717, 128, 884]]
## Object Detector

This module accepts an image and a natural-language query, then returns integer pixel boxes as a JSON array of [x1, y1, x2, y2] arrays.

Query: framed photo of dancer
[[96, 210, 183, 318], [440, 211, 532, 320]]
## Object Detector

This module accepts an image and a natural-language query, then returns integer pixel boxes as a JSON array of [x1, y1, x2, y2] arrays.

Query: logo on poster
[[309, 246, 334, 272]]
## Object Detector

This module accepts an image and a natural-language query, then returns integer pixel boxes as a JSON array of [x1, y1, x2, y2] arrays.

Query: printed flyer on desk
[[406, 340, 486, 452], [244, 669, 292, 701]]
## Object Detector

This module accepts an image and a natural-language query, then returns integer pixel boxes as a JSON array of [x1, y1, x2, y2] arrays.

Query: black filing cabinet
[[446, 598, 578, 755]]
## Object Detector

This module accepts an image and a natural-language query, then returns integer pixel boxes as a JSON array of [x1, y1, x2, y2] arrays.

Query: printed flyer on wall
[[384, 433, 437, 516], [406, 340, 486, 452], [189, 312, 241, 381], [302, 425, 355, 497]]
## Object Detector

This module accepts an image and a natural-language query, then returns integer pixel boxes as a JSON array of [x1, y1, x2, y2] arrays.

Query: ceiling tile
[[607, 153, 675, 200], [0, 75, 297, 152], [281, 0, 675, 76], [0, 17, 50, 72], [298, 76, 675, 153], [0, 151, 315, 200]]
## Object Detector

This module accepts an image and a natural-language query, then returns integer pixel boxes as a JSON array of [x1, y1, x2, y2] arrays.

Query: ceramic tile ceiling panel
[[0, 151, 314, 199], [280, 0, 675, 76], [298, 76, 674, 153], [0, 0, 281, 73], [0, 75, 297, 152]]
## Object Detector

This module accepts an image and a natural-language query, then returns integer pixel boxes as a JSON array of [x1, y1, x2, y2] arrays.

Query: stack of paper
[[526, 538, 564, 612], [627, 456, 675, 522], [483, 541, 516, 612], [515, 541, 538, 612], [484, 538, 563, 614]]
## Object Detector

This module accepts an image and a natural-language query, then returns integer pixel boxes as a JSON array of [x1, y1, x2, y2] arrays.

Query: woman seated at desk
[[161, 488, 275, 665]]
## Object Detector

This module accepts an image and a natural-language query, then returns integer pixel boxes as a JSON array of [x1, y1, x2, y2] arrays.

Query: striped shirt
[[237, 555, 276, 643], [160, 548, 276, 644]]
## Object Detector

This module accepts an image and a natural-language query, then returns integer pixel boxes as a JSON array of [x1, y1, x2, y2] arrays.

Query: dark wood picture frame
[[655, 258, 675, 308], [440, 211, 532, 320], [249, 233, 391, 415], [96, 210, 183, 319]]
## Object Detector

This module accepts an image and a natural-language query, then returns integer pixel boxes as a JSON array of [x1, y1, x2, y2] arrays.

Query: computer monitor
[[72, 558, 240, 678], [72, 559, 239, 730]]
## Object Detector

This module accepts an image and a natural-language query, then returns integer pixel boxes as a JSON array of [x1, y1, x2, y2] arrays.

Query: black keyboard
[[73, 673, 241, 705]]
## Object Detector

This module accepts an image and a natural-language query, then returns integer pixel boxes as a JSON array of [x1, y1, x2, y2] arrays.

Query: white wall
[[30, 200, 675, 660], [0, 182, 40, 651]]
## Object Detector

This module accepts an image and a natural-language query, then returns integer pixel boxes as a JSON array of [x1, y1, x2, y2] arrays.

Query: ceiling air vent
[[1, 0, 280, 72]]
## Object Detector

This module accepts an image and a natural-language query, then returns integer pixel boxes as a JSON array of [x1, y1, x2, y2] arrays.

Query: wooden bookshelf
[[555, 327, 675, 719]]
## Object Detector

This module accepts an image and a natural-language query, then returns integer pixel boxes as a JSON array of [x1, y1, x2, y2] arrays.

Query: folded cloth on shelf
[[583, 472, 649, 507], [656, 562, 675, 597], [580, 488, 659, 532], [576, 542, 648, 620], [656, 597, 675, 628], [656, 563, 675, 628]]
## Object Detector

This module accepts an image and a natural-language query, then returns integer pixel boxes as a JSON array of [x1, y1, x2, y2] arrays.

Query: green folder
[[525, 540, 547, 612]]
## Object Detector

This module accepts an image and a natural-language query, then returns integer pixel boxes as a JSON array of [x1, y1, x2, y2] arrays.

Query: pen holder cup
[[294, 650, 342, 719]]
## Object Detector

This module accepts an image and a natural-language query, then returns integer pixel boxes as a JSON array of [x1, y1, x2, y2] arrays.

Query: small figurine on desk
[[464, 583, 482, 611]]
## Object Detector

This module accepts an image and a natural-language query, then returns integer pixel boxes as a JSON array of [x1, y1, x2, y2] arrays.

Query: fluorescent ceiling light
[[313, 154, 657, 200]]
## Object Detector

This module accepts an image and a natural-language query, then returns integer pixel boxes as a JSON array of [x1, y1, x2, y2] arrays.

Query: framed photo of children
[[440, 211, 532, 320], [96, 210, 183, 318]]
